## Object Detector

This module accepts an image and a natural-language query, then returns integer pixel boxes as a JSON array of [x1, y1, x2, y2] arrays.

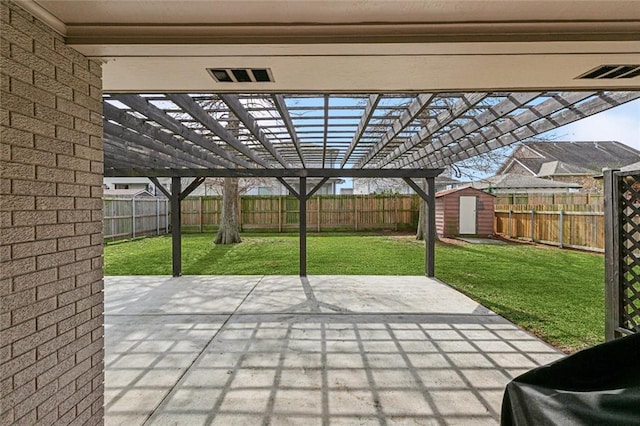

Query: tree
[[214, 176, 242, 244]]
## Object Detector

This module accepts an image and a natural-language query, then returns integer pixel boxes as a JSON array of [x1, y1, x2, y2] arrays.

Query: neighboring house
[[353, 170, 460, 194], [104, 177, 156, 194], [155, 177, 344, 196], [497, 141, 640, 192], [103, 188, 157, 198], [471, 173, 582, 194]]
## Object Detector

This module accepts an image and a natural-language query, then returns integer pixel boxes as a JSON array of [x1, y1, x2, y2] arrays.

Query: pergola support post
[[403, 177, 437, 277], [150, 177, 206, 277], [604, 169, 621, 341], [299, 177, 307, 277]]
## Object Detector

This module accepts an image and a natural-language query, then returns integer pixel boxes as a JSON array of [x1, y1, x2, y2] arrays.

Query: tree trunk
[[416, 200, 425, 240], [214, 177, 241, 244], [415, 179, 426, 240]]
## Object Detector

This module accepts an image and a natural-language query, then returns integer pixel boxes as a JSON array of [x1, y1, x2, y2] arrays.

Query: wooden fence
[[494, 204, 604, 252], [103, 197, 169, 241], [495, 193, 603, 206], [181, 195, 420, 233]]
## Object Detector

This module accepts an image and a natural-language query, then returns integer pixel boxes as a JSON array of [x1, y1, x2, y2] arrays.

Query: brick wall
[[1, 1, 104, 424]]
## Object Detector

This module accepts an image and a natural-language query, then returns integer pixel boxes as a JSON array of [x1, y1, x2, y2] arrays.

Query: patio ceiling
[[103, 91, 640, 176]]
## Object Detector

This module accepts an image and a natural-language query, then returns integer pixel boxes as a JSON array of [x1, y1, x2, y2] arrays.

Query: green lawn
[[104, 233, 604, 352]]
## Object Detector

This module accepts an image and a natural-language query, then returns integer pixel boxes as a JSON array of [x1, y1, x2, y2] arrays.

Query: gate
[[605, 169, 640, 340]]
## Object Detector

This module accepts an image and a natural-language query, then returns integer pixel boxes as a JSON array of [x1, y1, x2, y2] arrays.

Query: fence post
[[165, 199, 169, 234], [558, 209, 564, 248], [238, 196, 243, 232], [156, 198, 160, 236], [507, 210, 512, 238], [278, 196, 282, 233], [530, 209, 535, 242], [132, 197, 136, 239], [354, 195, 358, 231], [317, 197, 321, 232]]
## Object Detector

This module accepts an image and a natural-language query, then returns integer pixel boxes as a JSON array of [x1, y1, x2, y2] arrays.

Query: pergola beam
[[166, 94, 270, 168], [340, 94, 381, 167], [273, 94, 306, 167], [103, 102, 227, 168], [112, 94, 252, 169], [218, 94, 290, 168], [376, 92, 489, 168], [356, 93, 434, 168], [104, 167, 444, 178]]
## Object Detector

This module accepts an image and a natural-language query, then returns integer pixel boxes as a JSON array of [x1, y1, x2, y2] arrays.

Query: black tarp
[[501, 332, 640, 425]]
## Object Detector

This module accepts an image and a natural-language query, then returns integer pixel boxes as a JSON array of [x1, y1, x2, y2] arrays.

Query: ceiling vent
[[577, 65, 640, 80], [207, 68, 274, 83]]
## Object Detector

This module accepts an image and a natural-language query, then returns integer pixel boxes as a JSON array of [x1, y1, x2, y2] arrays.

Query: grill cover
[[501, 332, 640, 425]]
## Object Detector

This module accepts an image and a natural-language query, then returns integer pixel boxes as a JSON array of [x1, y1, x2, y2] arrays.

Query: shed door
[[459, 196, 477, 234]]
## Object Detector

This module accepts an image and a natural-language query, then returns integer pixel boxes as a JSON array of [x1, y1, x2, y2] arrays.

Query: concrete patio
[[104, 276, 563, 425]]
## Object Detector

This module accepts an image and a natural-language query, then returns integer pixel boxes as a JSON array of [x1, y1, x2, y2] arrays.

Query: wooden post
[[508, 210, 512, 238], [171, 177, 182, 277], [278, 196, 282, 233], [131, 197, 136, 239], [425, 178, 436, 277], [199, 196, 203, 233], [530, 209, 535, 242], [317, 196, 321, 232], [559, 209, 564, 248], [156, 198, 160, 236], [300, 177, 307, 277], [354, 195, 358, 231], [604, 169, 621, 341]]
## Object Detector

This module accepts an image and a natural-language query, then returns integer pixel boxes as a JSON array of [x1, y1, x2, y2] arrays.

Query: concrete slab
[[104, 275, 563, 425]]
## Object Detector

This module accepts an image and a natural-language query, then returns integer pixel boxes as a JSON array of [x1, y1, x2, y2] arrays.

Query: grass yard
[[104, 233, 605, 352]]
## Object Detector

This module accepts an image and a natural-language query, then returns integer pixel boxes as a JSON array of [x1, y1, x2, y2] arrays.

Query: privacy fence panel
[[103, 197, 169, 241], [605, 170, 640, 340], [178, 194, 420, 233], [495, 204, 604, 252]]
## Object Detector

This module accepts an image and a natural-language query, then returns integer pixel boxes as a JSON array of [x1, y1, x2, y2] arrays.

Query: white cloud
[[543, 98, 640, 150]]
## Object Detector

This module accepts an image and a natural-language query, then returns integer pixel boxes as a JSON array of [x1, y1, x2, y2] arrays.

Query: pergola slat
[[375, 92, 489, 168], [218, 94, 290, 168], [111, 94, 252, 169], [166, 94, 270, 168], [340, 94, 381, 168], [273, 94, 306, 167], [355, 93, 435, 168]]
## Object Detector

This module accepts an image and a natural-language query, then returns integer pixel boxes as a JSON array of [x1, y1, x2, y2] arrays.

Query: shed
[[436, 186, 495, 237]]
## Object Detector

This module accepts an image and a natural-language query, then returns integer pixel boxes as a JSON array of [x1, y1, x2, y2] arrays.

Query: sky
[[542, 98, 640, 150]]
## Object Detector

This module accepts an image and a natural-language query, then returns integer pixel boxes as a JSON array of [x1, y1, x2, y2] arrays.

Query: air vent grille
[[207, 68, 274, 83], [578, 65, 640, 80]]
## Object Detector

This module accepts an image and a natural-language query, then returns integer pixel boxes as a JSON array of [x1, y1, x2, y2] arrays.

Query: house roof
[[472, 173, 582, 190], [435, 186, 492, 198], [508, 141, 640, 176]]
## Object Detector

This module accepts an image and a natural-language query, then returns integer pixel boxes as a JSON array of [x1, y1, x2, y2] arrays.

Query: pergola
[[102, 91, 639, 277]]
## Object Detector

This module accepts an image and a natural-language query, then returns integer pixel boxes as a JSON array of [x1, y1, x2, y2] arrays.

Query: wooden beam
[[219, 94, 290, 168], [376, 93, 489, 168], [306, 177, 330, 199], [322, 94, 329, 168], [104, 167, 445, 179], [340, 94, 381, 167], [178, 177, 206, 201], [104, 137, 177, 169], [356, 93, 434, 168], [430, 91, 640, 168], [111, 94, 251, 168], [103, 102, 227, 168], [149, 177, 171, 199], [273, 95, 306, 167], [104, 121, 210, 169], [168, 94, 272, 168]]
